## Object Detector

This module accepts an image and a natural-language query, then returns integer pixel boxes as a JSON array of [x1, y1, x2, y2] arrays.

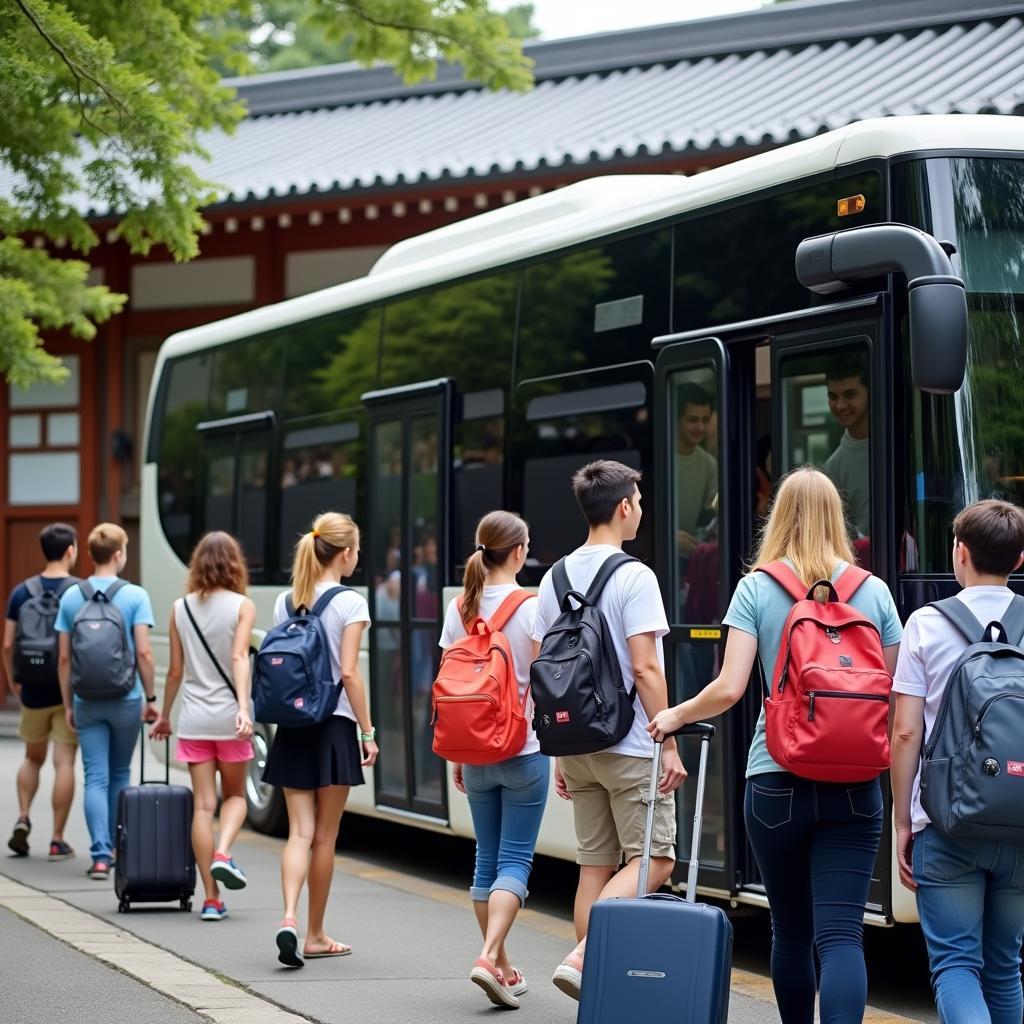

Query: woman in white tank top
[[151, 532, 255, 922]]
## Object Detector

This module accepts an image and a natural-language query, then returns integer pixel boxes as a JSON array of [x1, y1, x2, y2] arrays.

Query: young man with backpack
[[3, 523, 80, 859], [530, 460, 685, 1001], [55, 523, 158, 881], [891, 499, 1024, 1024]]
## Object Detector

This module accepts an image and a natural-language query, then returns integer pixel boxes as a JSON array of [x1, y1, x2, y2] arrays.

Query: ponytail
[[290, 511, 359, 610], [460, 511, 529, 626]]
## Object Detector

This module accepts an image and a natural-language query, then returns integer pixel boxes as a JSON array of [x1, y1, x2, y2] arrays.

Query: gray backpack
[[920, 595, 1024, 841], [70, 580, 136, 701]]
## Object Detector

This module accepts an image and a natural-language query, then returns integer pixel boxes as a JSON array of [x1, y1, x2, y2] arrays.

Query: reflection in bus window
[[779, 346, 871, 567], [454, 393, 504, 566], [238, 449, 267, 570], [669, 370, 720, 623]]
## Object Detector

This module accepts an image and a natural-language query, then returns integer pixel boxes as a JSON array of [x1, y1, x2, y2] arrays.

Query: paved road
[[0, 735, 936, 1023]]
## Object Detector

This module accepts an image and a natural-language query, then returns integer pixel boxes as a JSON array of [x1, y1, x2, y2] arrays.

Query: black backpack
[[13, 576, 78, 689], [920, 595, 1024, 841], [530, 552, 637, 756]]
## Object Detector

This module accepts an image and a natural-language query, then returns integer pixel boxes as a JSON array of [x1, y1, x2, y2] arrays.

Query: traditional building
[[2, 0, 1024, 699]]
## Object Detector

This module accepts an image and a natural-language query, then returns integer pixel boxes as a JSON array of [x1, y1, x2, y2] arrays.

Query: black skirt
[[262, 716, 365, 790]]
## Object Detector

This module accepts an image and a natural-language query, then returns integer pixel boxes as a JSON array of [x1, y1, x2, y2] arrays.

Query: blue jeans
[[744, 772, 884, 1024], [913, 826, 1024, 1024], [463, 752, 549, 906], [74, 697, 142, 863]]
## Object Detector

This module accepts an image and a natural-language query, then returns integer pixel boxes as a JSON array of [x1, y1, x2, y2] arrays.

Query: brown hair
[[952, 499, 1024, 577], [750, 467, 856, 590], [88, 523, 128, 565], [461, 511, 529, 625], [186, 532, 249, 598], [291, 511, 359, 610], [571, 460, 642, 528]]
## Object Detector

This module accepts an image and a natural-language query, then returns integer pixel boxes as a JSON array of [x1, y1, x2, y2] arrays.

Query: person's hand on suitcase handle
[[646, 705, 716, 742]]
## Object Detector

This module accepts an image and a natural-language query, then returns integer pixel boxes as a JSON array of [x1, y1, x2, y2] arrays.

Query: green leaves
[[0, 0, 533, 386]]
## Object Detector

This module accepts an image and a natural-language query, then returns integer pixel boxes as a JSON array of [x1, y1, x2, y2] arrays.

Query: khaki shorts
[[19, 704, 76, 746], [560, 751, 676, 866]]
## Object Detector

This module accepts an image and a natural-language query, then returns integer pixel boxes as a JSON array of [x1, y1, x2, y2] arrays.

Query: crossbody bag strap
[[181, 597, 237, 699]]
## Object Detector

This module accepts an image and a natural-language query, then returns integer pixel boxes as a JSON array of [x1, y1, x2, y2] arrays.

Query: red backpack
[[758, 562, 892, 783], [431, 591, 534, 765]]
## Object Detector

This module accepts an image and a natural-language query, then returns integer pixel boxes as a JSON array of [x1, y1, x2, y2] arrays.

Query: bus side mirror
[[795, 224, 968, 394]]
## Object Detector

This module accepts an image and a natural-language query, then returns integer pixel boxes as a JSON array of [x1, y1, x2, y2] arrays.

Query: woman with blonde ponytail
[[438, 511, 547, 1010], [262, 512, 377, 968], [649, 467, 902, 1024]]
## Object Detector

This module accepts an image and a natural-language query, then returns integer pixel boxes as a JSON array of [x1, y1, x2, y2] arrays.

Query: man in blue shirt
[[3, 523, 79, 861], [56, 523, 157, 880]]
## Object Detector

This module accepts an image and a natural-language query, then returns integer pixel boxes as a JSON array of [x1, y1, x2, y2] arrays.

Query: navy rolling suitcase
[[577, 723, 732, 1024], [115, 730, 195, 913]]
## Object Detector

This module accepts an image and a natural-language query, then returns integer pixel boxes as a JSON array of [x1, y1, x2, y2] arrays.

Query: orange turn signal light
[[837, 194, 866, 217]]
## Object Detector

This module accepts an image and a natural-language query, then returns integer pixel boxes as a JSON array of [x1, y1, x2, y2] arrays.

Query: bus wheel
[[246, 723, 288, 835]]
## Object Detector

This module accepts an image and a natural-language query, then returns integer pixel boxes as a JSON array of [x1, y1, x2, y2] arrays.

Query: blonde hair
[[462, 511, 528, 624], [290, 512, 359, 610], [88, 522, 128, 565], [750, 467, 855, 590]]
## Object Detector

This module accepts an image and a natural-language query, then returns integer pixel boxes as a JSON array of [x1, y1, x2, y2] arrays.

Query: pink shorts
[[176, 738, 254, 764]]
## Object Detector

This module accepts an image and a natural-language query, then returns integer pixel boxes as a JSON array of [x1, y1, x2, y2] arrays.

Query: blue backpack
[[252, 587, 347, 727]]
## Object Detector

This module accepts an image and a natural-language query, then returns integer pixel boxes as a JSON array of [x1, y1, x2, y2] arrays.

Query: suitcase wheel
[[180, 898, 192, 913], [118, 898, 130, 914]]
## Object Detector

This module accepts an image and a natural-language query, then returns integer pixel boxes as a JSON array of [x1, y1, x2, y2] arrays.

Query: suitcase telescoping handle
[[637, 722, 716, 902], [138, 723, 171, 786]]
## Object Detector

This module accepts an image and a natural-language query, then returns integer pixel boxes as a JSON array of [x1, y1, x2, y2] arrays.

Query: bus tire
[[245, 723, 288, 836]]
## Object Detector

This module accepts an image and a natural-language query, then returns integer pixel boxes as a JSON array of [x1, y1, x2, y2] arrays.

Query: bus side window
[[669, 369, 720, 622], [778, 346, 872, 568], [453, 389, 504, 569]]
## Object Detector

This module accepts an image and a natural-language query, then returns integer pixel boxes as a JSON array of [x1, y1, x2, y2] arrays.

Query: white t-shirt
[[892, 585, 1015, 833], [439, 584, 540, 757], [824, 431, 870, 537], [531, 544, 669, 758], [272, 583, 371, 722]]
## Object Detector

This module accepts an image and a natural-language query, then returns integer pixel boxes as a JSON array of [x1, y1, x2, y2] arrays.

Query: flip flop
[[276, 921, 304, 969], [304, 940, 352, 959]]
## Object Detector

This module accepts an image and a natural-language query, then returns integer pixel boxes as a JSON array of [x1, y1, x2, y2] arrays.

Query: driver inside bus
[[824, 356, 870, 539], [675, 382, 718, 558]]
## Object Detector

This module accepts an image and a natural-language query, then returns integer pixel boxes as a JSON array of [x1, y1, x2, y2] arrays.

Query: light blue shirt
[[722, 561, 903, 778], [55, 576, 156, 701]]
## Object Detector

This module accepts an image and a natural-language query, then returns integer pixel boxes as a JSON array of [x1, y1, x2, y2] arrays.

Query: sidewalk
[[0, 737, 927, 1023]]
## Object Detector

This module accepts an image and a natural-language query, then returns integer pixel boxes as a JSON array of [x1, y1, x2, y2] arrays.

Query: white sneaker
[[552, 959, 582, 1001], [507, 969, 528, 997], [470, 957, 520, 1009]]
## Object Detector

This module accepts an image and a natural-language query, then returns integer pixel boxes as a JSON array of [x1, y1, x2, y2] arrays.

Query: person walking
[[439, 511, 546, 1010], [649, 467, 902, 1024], [263, 512, 378, 967], [150, 532, 255, 922], [55, 523, 158, 881], [3, 523, 80, 861], [891, 499, 1024, 1024], [531, 460, 686, 1001]]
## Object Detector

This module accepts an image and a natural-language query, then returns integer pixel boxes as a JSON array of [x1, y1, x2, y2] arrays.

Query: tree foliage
[[0, 0, 534, 387]]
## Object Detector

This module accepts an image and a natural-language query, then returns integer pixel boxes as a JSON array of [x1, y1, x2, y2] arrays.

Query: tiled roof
[[6, 0, 1024, 214]]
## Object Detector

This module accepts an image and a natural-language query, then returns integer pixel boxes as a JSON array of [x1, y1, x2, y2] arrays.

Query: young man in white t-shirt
[[531, 460, 685, 1001], [891, 499, 1024, 1024], [824, 358, 870, 538]]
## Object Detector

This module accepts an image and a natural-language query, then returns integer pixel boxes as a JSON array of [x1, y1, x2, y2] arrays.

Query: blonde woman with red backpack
[[649, 467, 902, 1024], [437, 511, 546, 1011]]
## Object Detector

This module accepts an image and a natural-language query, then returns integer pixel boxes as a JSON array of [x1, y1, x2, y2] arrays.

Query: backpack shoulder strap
[[55, 577, 78, 599], [102, 579, 128, 603], [755, 561, 807, 603], [24, 576, 44, 599], [487, 590, 533, 632], [77, 580, 95, 602], [310, 585, 349, 618], [584, 552, 637, 604], [929, 597, 986, 644], [552, 559, 572, 607], [997, 595, 1024, 647], [834, 564, 872, 604], [285, 593, 296, 618]]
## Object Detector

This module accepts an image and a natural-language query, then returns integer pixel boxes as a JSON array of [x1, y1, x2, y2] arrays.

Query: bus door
[[653, 338, 737, 898], [195, 410, 275, 583], [363, 379, 452, 820]]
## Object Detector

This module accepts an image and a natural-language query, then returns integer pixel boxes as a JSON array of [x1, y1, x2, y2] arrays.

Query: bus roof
[[157, 114, 1024, 362]]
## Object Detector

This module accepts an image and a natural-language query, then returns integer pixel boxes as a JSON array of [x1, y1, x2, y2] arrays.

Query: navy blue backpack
[[252, 586, 347, 727]]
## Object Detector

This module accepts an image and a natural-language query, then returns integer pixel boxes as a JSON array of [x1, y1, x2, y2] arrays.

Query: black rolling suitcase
[[115, 730, 195, 913], [577, 723, 732, 1024]]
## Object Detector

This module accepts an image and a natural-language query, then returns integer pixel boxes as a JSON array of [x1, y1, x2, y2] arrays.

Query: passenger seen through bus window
[[824, 356, 871, 539], [675, 383, 718, 560]]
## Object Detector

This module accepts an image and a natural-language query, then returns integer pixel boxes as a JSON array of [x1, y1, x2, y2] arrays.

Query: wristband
[[145, 694, 157, 703], [360, 728, 376, 741]]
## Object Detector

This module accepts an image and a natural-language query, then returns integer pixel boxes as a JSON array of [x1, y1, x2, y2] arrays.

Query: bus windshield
[[900, 158, 1024, 573]]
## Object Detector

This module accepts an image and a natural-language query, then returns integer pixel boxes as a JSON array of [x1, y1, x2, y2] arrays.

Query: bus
[[142, 114, 1024, 926]]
